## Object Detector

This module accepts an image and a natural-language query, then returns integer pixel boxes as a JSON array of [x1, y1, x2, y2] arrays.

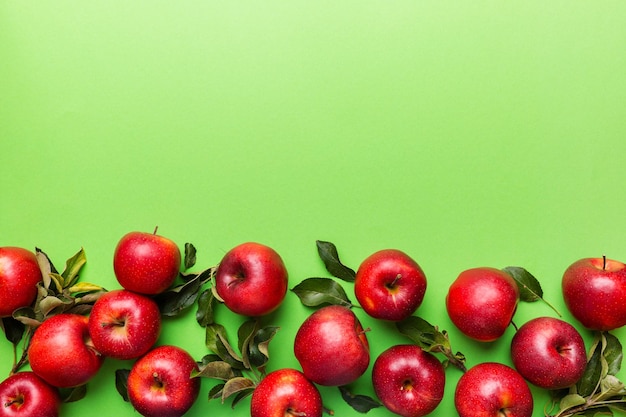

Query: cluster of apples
[[1, 233, 626, 417]]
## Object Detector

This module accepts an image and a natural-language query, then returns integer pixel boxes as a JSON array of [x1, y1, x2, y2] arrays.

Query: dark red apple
[[446, 267, 519, 342], [28, 314, 104, 388], [88, 289, 161, 360], [293, 305, 370, 386], [0, 372, 60, 417], [215, 242, 288, 317], [250, 368, 323, 417], [0, 247, 43, 317], [372, 344, 445, 417], [511, 316, 586, 390], [562, 257, 626, 331], [113, 230, 181, 295], [354, 249, 427, 321], [127, 345, 200, 417], [455, 362, 533, 417]]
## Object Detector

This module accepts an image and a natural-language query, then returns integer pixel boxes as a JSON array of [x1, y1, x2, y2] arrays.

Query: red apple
[[354, 249, 427, 321], [372, 345, 445, 417], [127, 345, 200, 417], [250, 368, 323, 417], [294, 305, 370, 386], [455, 362, 533, 417], [511, 316, 586, 390], [446, 267, 519, 342], [28, 314, 104, 388], [215, 242, 288, 317], [113, 230, 181, 295], [88, 289, 161, 360], [562, 257, 626, 331], [0, 372, 60, 417], [0, 247, 43, 317]]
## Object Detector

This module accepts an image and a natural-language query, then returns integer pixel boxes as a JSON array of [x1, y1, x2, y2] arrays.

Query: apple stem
[[323, 405, 335, 416], [386, 274, 402, 289], [153, 226, 159, 235], [287, 409, 308, 417], [603, 254, 607, 270]]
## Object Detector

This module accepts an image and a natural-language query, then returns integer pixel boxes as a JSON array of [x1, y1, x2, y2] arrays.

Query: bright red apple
[[28, 314, 104, 388], [562, 257, 626, 331], [250, 368, 323, 417], [88, 289, 161, 360], [0, 247, 43, 318], [127, 345, 200, 417], [0, 372, 60, 417], [510, 316, 586, 390], [113, 230, 181, 295], [354, 249, 427, 321], [372, 345, 445, 417], [215, 242, 288, 317], [454, 362, 533, 417], [293, 305, 370, 386], [446, 267, 519, 342]]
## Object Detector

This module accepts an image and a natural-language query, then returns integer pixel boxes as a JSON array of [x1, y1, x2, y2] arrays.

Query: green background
[[2, 2, 626, 416]]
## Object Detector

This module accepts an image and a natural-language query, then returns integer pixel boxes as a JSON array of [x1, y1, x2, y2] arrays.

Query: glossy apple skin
[[0, 247, 43, 317], [215, 242, 288, 317], [455, 362, 533, 417], [511, 316, 586, 390], [372, 345, 445, 417], [0, 372, 60, 417], [250, 368, 323, 417], [88, 289, 161, 360], [294, 305, 370, 386], [562, 257, 626, 331], [446, 267, 519, 342], [127, 345, 200, 417], [28, 314, 104, 388], [113, 231, 181, 295], [354, 249, 427, 322]]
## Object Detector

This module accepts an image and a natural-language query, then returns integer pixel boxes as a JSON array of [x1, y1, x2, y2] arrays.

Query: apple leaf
[[156, 267, 214, 317], [114, 369, 131, 402], [1, 316, 25, 345], [604, 332, 623, 376], [396, 316, 467, 372], [578, 333, 608, 397], [208, 383, 225, 401], [338, 386, 381, 413], [184, 242, 197, 271], [196, 288, 217, 327], [316, 240, 356, 282], [60, 384, 88, 403], [60, 247, 87, 289], [502, 266, 561, 316], [247, 326, 280, 371], [221, 377, 255, 405], [192, 360, 236, 381], [237, 319, 260, 369], [291, 277, 353, 308]]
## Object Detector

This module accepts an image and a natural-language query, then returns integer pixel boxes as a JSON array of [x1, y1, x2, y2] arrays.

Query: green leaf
[[316, 240, 356, 282], [502, 266, 561, 316], [205, 324, 245, 369], [184, 242, 197, 270], [196, 288, 216, 327], [578, 334, 606, 397], [1, 317, 25, 345], [338, 386, 381, 413], [231, 387, 255, 409], [604, 332, 623, 376], [559, 393, 586, 412], [192, 361, 236, 380], [238, 319, 260, 369], [12, 307, 42, 328], [291, 277, 352, 308], [115, 369, 131, 402], [208, 383, 225, 401], [60, 384, 87, 403], [156, 268, 213, 317], [248, 326, 279, 370], [221, 377, 255, 404], [60, 248, 87, 289], [35, 248, 55, 289]]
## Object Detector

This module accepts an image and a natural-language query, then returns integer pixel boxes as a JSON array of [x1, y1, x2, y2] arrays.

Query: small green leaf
[[238, 319, 260, 369], [12, 307, 42, 328], [578, 333, 605, 397], [221, 377, 255, 404], [184, 243, 197, 270], [316, 240, 356, 282], [208, 383, 225, 401], [502, 266, 561, 316], [67, 282, 106, 295], [230, 387, 255, 409], [1, 317, 25, 345], [604, 332, 623, 376], [338, 386, 381, 413], [35, 248, 55, 289], [60, 248, 87, 289], [291, 277, 352, 308], [115, 369, 131, 402], [155, 270, 209, 317], [196, 288, 216, 327], [205, 324, 245, 369], [60, 384, 87, 403], [192, 361, 236, 380], [248, 326, 279, 370], [559, 393, 586, 412]]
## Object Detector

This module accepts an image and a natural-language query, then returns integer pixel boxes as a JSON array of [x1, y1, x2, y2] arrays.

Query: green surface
[[2, 2, 626, 416]]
